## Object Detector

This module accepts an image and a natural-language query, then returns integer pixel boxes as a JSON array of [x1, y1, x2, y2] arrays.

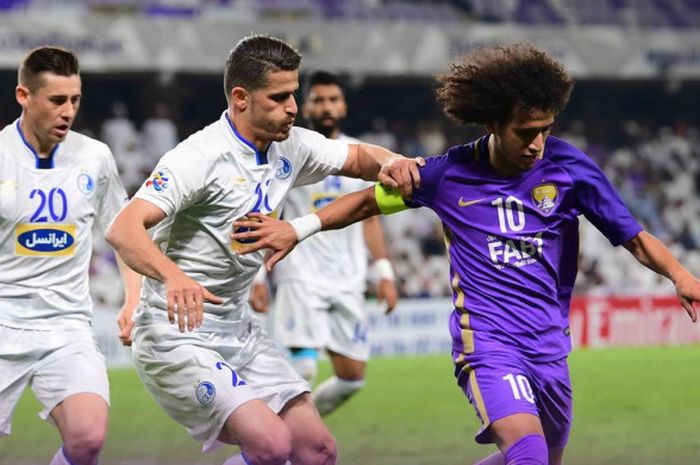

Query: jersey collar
[[15, 119, 60, 169], [224, 112, 269, 165]]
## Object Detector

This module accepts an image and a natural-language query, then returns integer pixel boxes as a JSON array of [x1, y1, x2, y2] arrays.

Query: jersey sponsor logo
[[531, 183, 558, 214], [77, 173, 95, 195], [195, 381, 216, 405], [275, 156, 292, 180], [145, 168, 172, 192], [311, 192, 341, 211], [15, 223, 76, 256], [458, 197, 484, 208]]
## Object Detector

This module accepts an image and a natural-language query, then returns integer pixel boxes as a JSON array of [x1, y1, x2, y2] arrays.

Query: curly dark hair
[[436, 43, 574, 126]]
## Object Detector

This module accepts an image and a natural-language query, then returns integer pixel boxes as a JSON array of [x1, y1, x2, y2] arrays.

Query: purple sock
[[504, 434, 548, 465]]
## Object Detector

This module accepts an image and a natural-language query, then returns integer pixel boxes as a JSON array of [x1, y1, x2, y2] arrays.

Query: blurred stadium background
[[0, 1, 699, 464]]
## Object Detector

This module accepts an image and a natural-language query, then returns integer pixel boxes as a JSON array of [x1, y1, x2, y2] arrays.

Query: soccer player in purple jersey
[[231, 43, 700, 465]]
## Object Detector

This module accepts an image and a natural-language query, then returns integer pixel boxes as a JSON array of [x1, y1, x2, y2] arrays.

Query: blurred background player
[[106, 35, 419, 465], [0, 46, 140, 465], [231, 43, 700, 465], [251, 70, 399, 416]]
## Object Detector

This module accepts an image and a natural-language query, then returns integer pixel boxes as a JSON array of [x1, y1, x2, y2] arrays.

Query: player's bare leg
[[312, 350, 365, 416], [488, 413, 548, 465], [50, 393, 108, 465], [218, 399, 293, 465], [279, 393, 337, 465]]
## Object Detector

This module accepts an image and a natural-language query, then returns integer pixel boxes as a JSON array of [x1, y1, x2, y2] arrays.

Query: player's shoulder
[[167, 118, 227, 162], [66, 130, 112, 159], [544, 136, 589, 163]]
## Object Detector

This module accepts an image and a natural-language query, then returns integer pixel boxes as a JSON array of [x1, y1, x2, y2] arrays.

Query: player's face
[[16, 72, 82, 148], [488, 108, 554, 175], [303, 83, 346, 138], [248, 69, 299, 143]]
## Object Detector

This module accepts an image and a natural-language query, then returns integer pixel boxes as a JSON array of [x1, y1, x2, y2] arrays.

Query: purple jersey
[[406, 135, 642, 361]]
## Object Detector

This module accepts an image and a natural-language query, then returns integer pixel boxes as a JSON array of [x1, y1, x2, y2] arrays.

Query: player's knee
[[297, 432, 337, 465], [63, 427, 106, 464], [504, 434, 548, 465], [243, 427, 293, 465]]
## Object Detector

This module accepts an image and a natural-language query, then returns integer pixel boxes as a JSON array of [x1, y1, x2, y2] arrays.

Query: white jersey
[[133, 111, 348, 331], [0, 119, 128, 330], [274, 134, 372, 292]]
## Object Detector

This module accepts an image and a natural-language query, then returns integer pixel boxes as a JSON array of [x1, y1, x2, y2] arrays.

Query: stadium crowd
[[85, 104, 700, 302]]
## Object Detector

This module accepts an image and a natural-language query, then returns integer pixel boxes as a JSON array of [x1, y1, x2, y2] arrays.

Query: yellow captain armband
[[374, 183, 409, 215]]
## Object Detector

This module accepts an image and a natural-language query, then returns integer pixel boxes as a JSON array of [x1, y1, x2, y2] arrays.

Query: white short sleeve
[[133, 147, 208, 216], [292, 127, 349, 187]]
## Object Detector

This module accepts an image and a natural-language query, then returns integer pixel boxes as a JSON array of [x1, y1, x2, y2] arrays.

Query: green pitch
[[1, 346, 699, 465]]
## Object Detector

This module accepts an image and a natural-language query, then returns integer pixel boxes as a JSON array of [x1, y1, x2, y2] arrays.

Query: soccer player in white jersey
[[251, 71, 399, 416], [0, 46, 141, 465], [106, 35, 420, 465]]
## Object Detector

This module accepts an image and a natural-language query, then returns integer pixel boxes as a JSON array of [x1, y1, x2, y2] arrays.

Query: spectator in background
[[141, 101, 178, 169]]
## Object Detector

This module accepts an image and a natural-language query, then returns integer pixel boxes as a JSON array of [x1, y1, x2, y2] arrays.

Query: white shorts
[[272, 282, 370, 362], [131, 317, 309, 452], [0, 323, 110, 436]]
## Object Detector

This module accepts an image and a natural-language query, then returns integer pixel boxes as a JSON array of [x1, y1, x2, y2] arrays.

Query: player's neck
[[19, 118, 56, 158], [227, 112, 270, 153], [487, 135, 518, 177]]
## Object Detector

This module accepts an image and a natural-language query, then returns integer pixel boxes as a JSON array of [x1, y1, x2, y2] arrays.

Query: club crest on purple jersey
[[532, 183, 558, 214]]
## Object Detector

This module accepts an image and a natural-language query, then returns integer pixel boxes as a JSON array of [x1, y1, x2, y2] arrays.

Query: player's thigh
[[50, 392, 109, 443], [0, 325, 42, 435], [326, 292, 369, 365], [327, 350, 366, 380], [527, 357, 573, 450], [218, 398, 291, 450], [273, 282, 330, 348], [457, 351, 540, 446], [131, 325, 258, 452], [31, 337, 110, 424]]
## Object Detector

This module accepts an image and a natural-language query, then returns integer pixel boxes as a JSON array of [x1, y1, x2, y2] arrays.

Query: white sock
[[49, 447, 72, 465], [292, 356, 318, 384], [312, 376, 365, 416], [474, 451, 505, 465]]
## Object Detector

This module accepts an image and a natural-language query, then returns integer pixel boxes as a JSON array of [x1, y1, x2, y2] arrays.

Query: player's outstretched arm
[[115, 255, 142, 346], [343, 143, 424, 200], [106, 199, 223, 332], [624, 231, 699, 322], [233, 186, 381, 270]]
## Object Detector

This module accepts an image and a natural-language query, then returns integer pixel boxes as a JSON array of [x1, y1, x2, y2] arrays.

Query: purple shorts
[[455, 350, 572, 448]]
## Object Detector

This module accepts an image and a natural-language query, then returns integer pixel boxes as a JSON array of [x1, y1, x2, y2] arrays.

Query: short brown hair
[[223, 35, 302, 100], [436, 43, 574, 126], [18, 46, 80, 91]]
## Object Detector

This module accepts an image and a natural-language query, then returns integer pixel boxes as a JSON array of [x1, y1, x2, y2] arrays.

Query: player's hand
[[232, 212, 298, 271], [116, 304, 136, 346], [673, 270, 699, 322], [163, 270, 224, 332], [378, 155, 425, 200], [250, 283, 270, 313], [377, 278, 399, 314]]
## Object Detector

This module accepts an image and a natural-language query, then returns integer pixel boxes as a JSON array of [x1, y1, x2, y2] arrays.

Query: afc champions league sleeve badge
[[532, 183, 558, 214], [145, 168, 172, 192]]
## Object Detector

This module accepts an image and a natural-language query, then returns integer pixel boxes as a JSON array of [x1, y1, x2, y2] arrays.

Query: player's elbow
[[105, 212, 128, 251]]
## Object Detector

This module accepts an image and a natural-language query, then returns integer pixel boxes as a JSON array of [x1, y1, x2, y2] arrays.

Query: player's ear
[[231, 86, 249, 112], [15, 85, 30, 107]]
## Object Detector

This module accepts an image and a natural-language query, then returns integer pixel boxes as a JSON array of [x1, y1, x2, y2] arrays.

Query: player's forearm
[[106, 217, 183, 285], [362, 216, 389, 260], [317, 187, 381, 232], [624, 231, 687, 282], [342, 143, 398, 181], [115, 255, 142, 308]]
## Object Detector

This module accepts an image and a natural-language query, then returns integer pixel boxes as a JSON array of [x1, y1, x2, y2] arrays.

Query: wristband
[[289, 214, 322, 242], [373, 258, 395, 281]]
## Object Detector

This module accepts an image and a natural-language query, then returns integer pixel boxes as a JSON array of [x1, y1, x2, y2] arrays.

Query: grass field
[[1, 346, 699, 465]]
